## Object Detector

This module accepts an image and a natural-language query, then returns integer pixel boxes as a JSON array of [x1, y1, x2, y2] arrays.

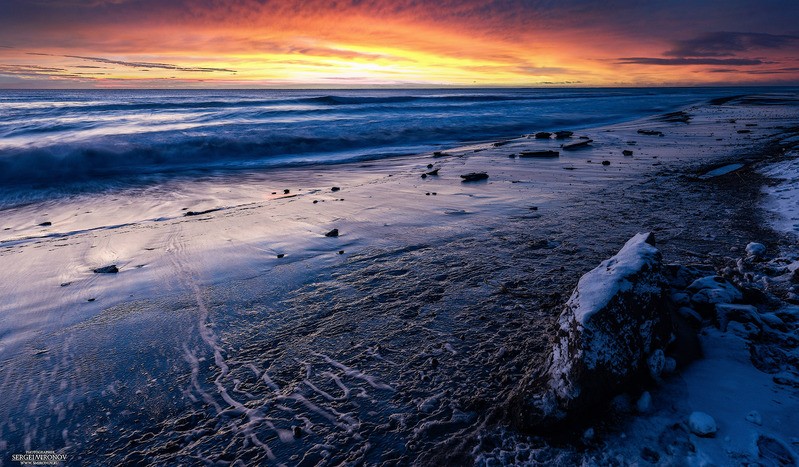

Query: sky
[[1, 0, 798, 88]]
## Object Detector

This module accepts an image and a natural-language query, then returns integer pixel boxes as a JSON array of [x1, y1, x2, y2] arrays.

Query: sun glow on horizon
[[1, 0, 798, 88]]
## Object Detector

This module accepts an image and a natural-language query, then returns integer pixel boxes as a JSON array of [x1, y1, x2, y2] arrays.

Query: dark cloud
[[64, 55, 236, 73], [25, 52, 236, 73], [0, 63, 66, 76], [617, 57, 765, 66], [665, 32, 799, 57]]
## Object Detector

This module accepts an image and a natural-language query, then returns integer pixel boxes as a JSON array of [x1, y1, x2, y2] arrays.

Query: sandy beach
[[1, 93, 798, 465]]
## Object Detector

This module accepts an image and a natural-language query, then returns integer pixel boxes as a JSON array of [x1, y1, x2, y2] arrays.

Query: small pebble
[[276, 254, 285, 259], [688, 411, 717, 437], [746, 410, 762, 426]]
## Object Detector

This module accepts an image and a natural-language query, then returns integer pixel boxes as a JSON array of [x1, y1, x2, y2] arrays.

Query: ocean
[[0, 87, 758, 191]]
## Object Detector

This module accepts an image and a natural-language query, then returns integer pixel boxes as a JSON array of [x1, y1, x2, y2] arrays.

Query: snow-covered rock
[[513, 233, 671, 427], [688, 411, 717, 437], [688, 276, 743, 309], [715, 303, 763, 333], [636, 391, 652, 413], [746, 242, 767, 258]]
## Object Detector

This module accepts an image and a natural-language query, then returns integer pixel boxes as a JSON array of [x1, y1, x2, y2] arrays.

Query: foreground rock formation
[[512, 232, 672, 428]]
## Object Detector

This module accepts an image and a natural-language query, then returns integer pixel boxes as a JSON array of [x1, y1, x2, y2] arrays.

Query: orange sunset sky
[[1, 0, 798, 88]]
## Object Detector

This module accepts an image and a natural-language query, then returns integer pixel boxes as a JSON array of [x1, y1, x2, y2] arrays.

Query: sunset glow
[[1, 0, 798, 88]]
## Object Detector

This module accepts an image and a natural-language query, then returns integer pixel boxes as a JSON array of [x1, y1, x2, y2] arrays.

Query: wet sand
[[1, 94, 798, 465]]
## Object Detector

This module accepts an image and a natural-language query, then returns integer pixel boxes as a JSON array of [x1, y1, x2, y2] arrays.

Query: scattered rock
[[313, 200, 318, 204], [554, 131, 573, 139], [493, 140, 512, 147], [535, 132, 552, 139], [688, 411, 717, 437], [185, 208, 221, 217], [640, 447, 660, 463], [637, 129, 664, 137], [757, 435, 795, 465], [622, 150, 634, 156], [562, 139, 593, 150], [331, 186, 340, 192], [745, 242, 766, 258], [39, 221, 52, 227], [715, 303, 762, 333], [426, 168, 440, 176], [338, 250, 344, 255], [60, 282, 71, 287], [276, 254, 285, 259], [677, 306, 702, 328], [324, 229, 339, 237], [746, 410, 763, 426], [737, 129, 751, 134], [601, 160, 610, 166], [637, 391, 652, 413], [421, 173, 427, 179], [688, 276, 743, 309], [284, 189, 290, 194], [432, 151, 450, 158], [93, 265, 119, 274], [292, 426, 303, 438], [519, 150, 559, 158], [460, 172, 489, 182], [87, 298, 96, 302]]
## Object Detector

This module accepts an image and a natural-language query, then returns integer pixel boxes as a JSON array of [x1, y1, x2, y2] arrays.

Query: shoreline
[[1, 93, 798, 464]]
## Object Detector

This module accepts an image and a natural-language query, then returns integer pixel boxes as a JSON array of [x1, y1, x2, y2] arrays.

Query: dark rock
[[508, 154, 517, 158], [641, 447, 661, 463], [554, 131, 573, 139], [276, 254, 285, 259], [313, 200, 318, 204], [184, 208, 221, 217], [93, 265, 119, 274], [460, 172, 489, 182], [637, 129, 664, 137], [421, 173, 428, 179], [39, 221, 52, 227], [622, 150, 634, 156], [757, 435, 795, 465], [737, 129, 751, 134], [535, 132, 552, 139], [432, 151, 450, 158], [601, 160, 611, 166], [87, 298, 96, 302], [284, 189, 291, 194], [338, 250, 344, 255], [561, 139, 593, 150], [293, 426, 303, 438], [512, 233, 670, 429], [519, 150, 559, 158], [60, 282, 71, 287], [427, 163, 434, 169], [325, 229, 339, 237], [493, 140, 512, 147], [426, 168, 440, 176], [331, 187, 340, 192]]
